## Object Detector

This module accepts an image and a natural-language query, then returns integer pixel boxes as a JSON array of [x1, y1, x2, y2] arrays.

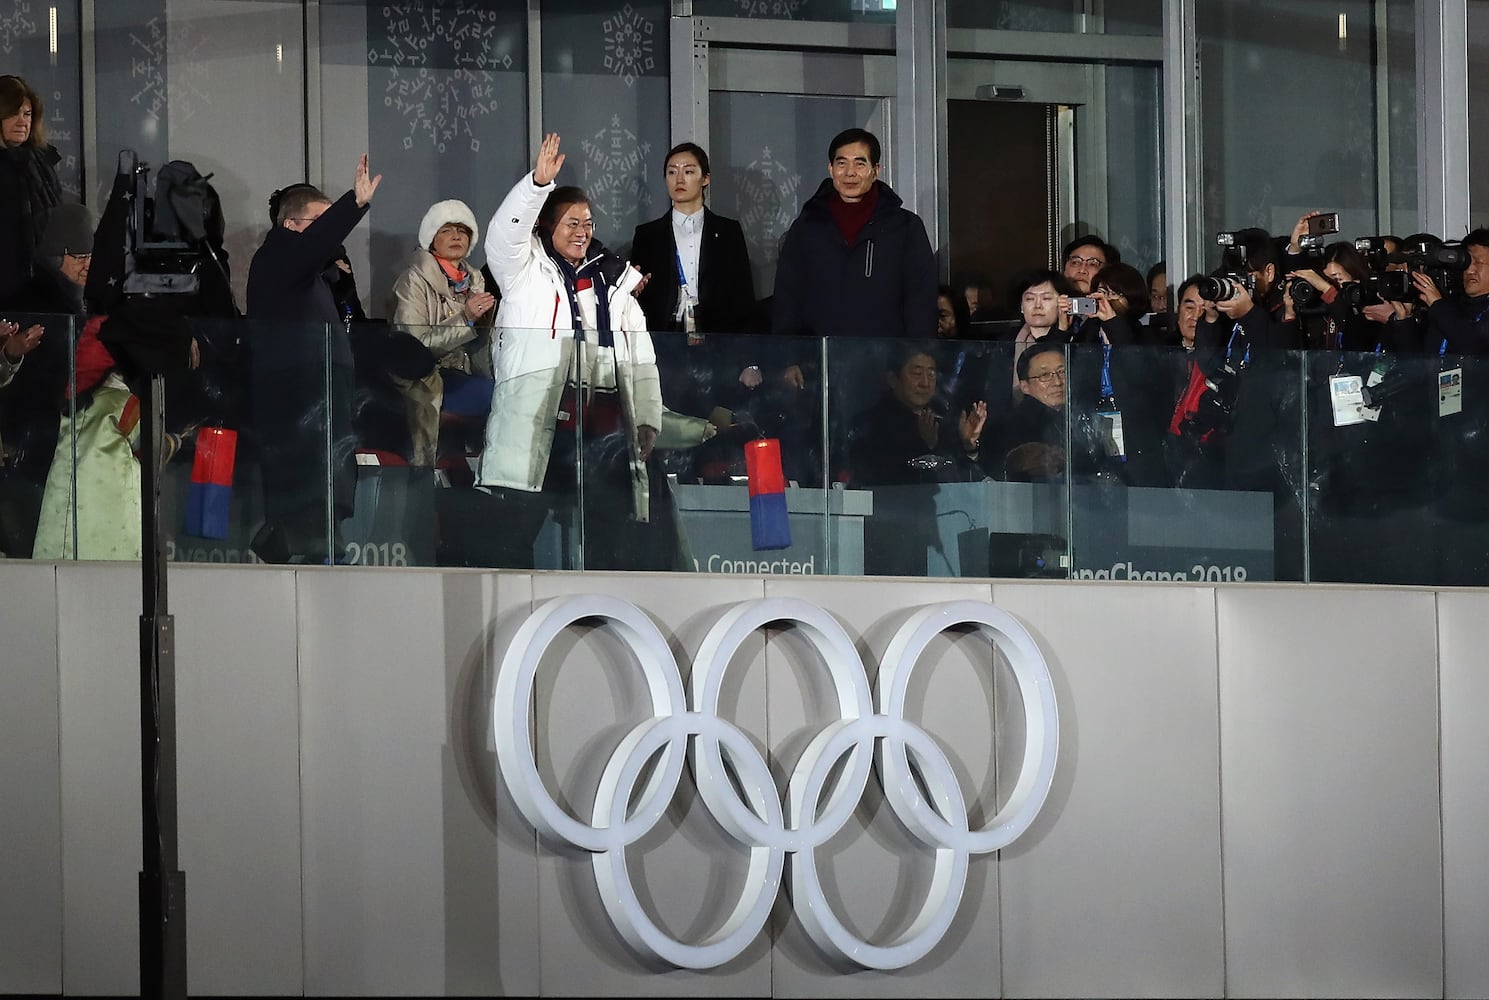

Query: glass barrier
[[29, 315, 1489, 590], [1065, 340, 1305, 584], [825, 335, 1071, 579], [575, 329, 831, 576], [153, 320, 334, 568], [0, 312, 75, 560], [1306, 348, 1489, 587]]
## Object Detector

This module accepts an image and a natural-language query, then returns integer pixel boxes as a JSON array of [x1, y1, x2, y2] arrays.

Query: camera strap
[[1224, 323, 1251, 370], [1095, 338, 1126, 459]]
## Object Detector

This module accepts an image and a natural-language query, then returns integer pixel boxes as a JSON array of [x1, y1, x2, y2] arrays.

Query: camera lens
[[1198, 275, 1238, 301]]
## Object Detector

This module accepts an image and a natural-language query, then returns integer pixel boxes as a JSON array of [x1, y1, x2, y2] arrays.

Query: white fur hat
[[418, 199, 480, 252]]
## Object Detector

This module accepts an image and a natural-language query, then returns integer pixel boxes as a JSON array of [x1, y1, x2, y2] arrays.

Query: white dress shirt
[[671, 207, 704, 303]]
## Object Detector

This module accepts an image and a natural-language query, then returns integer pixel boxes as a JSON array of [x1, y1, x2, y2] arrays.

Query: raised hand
[[534, 133, 566, 186], [354, 153, 383, 208], [463, 291, 496, 321], [916, 408, 939, 451], [1, 322, 43, 360], [960, 400, 988, 452], [1289, 211, 1321, 253], [1412, 270, 1443, 307]]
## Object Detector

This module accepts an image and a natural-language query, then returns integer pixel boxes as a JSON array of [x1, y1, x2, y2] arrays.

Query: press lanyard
[[674, 249, 699, 341]]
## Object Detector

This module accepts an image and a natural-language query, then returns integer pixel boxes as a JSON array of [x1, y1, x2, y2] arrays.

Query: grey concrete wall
[[0, 562, 1480, 998]]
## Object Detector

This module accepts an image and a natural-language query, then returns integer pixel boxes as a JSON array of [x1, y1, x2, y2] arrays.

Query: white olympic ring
[[493, 595, 1060, 971]]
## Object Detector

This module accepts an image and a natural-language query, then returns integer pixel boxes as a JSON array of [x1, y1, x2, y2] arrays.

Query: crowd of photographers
[[4, 68, 1489, 574]]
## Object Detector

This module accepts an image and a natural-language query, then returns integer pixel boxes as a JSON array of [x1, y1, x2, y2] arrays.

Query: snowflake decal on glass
[[602, 4, 655, 87], [370, 3, 513, 154], [736, 145, 802, 261], [731, 0, 808, 17], [579, 114, 654, 232], [128, 17, 210, 123], [0, 0, 37, 56]]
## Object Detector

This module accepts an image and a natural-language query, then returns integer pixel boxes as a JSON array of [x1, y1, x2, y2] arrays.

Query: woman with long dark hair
[[0, 75, 63, 305]]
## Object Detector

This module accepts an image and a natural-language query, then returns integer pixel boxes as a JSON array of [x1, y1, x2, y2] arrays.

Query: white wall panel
[[993, 582, 1226, 999], [524, 573, 772, 997], [1216, 587, 1443, 999], [298, 568, 532, 996], [172, 566, 304, 996], [1437, 590, 1489, 1000], [763, 578, 1002, 999], [56, 563, 145, 995], [0, 563, 63, 994], [438, 572, 540, 998]]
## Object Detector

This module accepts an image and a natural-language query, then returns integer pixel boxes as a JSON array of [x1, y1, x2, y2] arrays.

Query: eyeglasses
[[1066, 255, 1105, 269], [63, 251, 92, 262], [1027, 367, 1066, 385], [559, 219, 596, 233]]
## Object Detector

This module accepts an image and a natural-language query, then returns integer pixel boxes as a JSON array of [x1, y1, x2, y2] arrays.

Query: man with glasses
[[1061, 235, 1118, 295], [996, 339, 1102, 482], [244, 155, 382, 563]]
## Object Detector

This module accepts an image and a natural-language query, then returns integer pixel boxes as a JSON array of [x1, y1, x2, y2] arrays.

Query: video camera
[[116, 149, 229, 298], [1396, 236, 1469, 298]]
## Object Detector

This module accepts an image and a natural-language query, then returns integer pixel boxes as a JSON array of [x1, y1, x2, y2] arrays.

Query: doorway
[[947, 99, 1060, 320]]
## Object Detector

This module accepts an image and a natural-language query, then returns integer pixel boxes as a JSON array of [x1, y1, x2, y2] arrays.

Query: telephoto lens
[[1198, 274, 1245, 301]]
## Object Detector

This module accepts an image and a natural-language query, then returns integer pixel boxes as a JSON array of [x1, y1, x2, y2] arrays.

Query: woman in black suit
[[630, 142, 762, 481], [631, 142, 757, 336]]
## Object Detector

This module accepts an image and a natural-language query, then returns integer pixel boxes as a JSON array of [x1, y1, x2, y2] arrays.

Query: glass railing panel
[[1308, 348, 1489, 586], [825, 334, 1071, 579], [571, 329, 830, 575], [1065, 340, 1305, 583], [1, 312, 75, 560], [366, 323, 577, 571], [160, 320, 335, 566]]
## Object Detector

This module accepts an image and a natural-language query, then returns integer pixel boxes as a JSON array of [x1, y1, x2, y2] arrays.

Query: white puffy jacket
[[477, 172, 663, 519]]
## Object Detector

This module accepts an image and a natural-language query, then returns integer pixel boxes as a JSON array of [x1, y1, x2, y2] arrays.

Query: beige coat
[[387, 249, 494, 465]]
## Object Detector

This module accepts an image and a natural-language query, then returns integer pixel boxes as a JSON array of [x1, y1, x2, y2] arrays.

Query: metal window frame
[[70, 2, 1468, 289]]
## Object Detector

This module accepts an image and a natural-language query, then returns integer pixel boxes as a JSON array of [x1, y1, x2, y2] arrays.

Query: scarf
[[434, 253, 471, 294], [5, 142, 63, 246], [542, 233, 614, 348], [827, 183, 879, 245]]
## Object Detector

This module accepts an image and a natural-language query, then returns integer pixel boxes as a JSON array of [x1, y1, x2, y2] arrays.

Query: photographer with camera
[[1411, 230, 1489, 355], [1193, 227, 1298, 357]]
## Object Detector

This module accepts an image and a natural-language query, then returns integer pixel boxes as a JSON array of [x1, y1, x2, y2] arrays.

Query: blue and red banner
[[185, 427, 237, 539], [744, 438, 791, 551]]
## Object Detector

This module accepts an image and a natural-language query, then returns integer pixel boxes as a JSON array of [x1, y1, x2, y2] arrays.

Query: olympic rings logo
[[493, 595, 1060, 971]]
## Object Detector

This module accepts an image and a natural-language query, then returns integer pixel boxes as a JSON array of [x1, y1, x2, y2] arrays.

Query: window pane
[[693, 0, 896, 23], [1197, 0, 1414, 257], [541, 0, 670, 255], [358, 1, 528, 300]]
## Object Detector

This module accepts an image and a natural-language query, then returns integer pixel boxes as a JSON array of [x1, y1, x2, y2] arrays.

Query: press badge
[[1329, 374, 1366, 427], [1439, 367, 1464, 417], [1096, 409, 1126, 458]]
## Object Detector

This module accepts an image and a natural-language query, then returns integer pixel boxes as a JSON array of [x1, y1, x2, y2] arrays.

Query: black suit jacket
[[631, 208, 758, 334]]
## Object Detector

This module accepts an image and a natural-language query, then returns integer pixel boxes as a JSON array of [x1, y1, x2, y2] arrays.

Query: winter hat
[[36, 202, 98, 258], [418, 200, 479, 253]]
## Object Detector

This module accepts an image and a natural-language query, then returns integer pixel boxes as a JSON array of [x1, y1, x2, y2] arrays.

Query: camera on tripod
[[118, 149, 228, 298]]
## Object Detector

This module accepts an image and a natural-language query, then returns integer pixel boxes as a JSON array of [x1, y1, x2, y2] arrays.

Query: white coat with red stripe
[[478, 172, 663, 520]]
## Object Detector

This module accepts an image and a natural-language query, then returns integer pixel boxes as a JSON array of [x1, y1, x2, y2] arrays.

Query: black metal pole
[[139, 371, 187, 999]]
